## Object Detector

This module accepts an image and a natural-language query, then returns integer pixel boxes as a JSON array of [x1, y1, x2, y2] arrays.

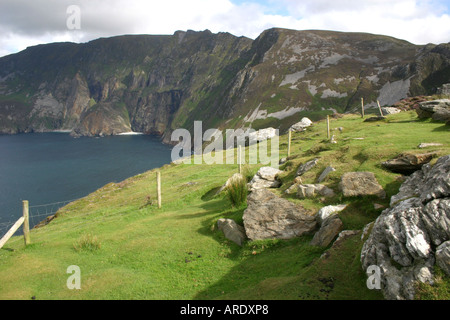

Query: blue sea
[[0, 133, 173, 234]]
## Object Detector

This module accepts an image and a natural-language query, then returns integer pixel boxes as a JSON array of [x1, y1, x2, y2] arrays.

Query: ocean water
[[0, 133, 173, 233]]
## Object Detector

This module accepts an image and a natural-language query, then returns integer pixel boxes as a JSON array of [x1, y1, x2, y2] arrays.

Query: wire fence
[[0, 197, 82, 239]]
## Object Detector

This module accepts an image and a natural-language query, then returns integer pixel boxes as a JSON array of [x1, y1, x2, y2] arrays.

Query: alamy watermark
[[66, 5, 81, 30], [171, 121, 280, 168], [67, 265, 81, 290], [366, 265, 381, 290]]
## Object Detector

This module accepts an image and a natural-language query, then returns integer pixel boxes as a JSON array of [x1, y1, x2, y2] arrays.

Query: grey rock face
[[217, 218, 247, 246], [339, 172, 386, 199], [436, 241, 450, 276], [361, 155, 450, 300], [243, 189, 317, 240]]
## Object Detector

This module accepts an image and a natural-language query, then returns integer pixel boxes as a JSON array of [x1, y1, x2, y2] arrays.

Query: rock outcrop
[[339, 172, 386, 199], [248, 127, 278, 144], [217, 218, 247, 246], [416, 99, 450, 123], [243, 189, 317, 240], [297, 184, 335, 199], [317, 166, 336, 183], [248, 167, 283, 191], [290, 117, 313, 132], [296, 158, 319, 177], [310, 215, 343, 247], [381, 153, 437, 175], [316, 204, 348, 225], [361, 155, 450, 300]]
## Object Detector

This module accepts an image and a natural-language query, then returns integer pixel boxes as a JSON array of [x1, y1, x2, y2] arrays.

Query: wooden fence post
[[287, 130, 292, 157], [377, 100, 384, 117], [23, 200, 30, 246], [156, 171, 162, 209], [361, 98, 365, 118], [238, 145, 242, 174], [0, 216, 25, 249], [327, 115, 331, 140]]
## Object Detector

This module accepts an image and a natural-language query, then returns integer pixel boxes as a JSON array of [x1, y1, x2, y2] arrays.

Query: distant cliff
[[0, 28, 449, 142]]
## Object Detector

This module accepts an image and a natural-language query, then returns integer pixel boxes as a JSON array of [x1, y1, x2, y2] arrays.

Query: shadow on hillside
[[190, 229, 383, 300], [174, 196, 247, 259], [432, 124, 450, 132], [173, 190, 385, 300]]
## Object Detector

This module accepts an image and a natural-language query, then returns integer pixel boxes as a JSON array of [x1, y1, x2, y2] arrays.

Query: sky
[[0, 0, 449, 57]]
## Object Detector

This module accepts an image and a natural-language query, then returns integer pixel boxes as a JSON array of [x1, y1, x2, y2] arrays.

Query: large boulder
[[243, 189, 317, 240], [217, 218, 247, 246], [416, 99, 450, 122], [361, 155, 450, 300], [248, 167, 283, 191], [339, 172, 386, 199], [381, 152, 437, 175]]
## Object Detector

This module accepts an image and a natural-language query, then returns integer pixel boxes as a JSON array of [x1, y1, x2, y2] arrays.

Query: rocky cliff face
[[361, 155, 450, 300], [0, 28, 449, 141]]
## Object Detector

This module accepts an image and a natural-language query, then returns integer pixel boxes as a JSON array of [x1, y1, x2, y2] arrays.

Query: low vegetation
[[0, 110, 448, 300]]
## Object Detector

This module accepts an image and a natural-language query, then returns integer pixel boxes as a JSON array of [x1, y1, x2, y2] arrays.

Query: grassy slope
[[0, 111, 449, 300]]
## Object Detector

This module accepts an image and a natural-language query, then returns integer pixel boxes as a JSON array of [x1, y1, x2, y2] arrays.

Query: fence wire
[[0, 197, 82, 239]]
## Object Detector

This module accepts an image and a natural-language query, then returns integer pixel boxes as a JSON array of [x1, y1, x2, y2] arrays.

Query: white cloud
[[0, 0, 449, 57]]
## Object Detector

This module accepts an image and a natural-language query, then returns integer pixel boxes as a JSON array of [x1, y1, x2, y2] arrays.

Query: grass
[[0, 110, 449, 300]]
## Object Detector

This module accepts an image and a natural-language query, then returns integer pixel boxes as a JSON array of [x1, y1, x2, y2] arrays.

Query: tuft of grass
[[73, 234, 101, 252], [226, 177, 248, 208]]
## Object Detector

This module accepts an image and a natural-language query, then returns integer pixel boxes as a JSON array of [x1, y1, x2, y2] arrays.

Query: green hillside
[[0, 110, 449, 300]]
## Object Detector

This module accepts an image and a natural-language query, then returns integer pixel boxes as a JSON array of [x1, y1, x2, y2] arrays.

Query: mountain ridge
[[0, 27, 449, 142]]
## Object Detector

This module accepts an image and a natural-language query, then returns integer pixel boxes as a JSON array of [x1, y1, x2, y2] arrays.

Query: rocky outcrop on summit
[[361, 155, 450, 300]]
